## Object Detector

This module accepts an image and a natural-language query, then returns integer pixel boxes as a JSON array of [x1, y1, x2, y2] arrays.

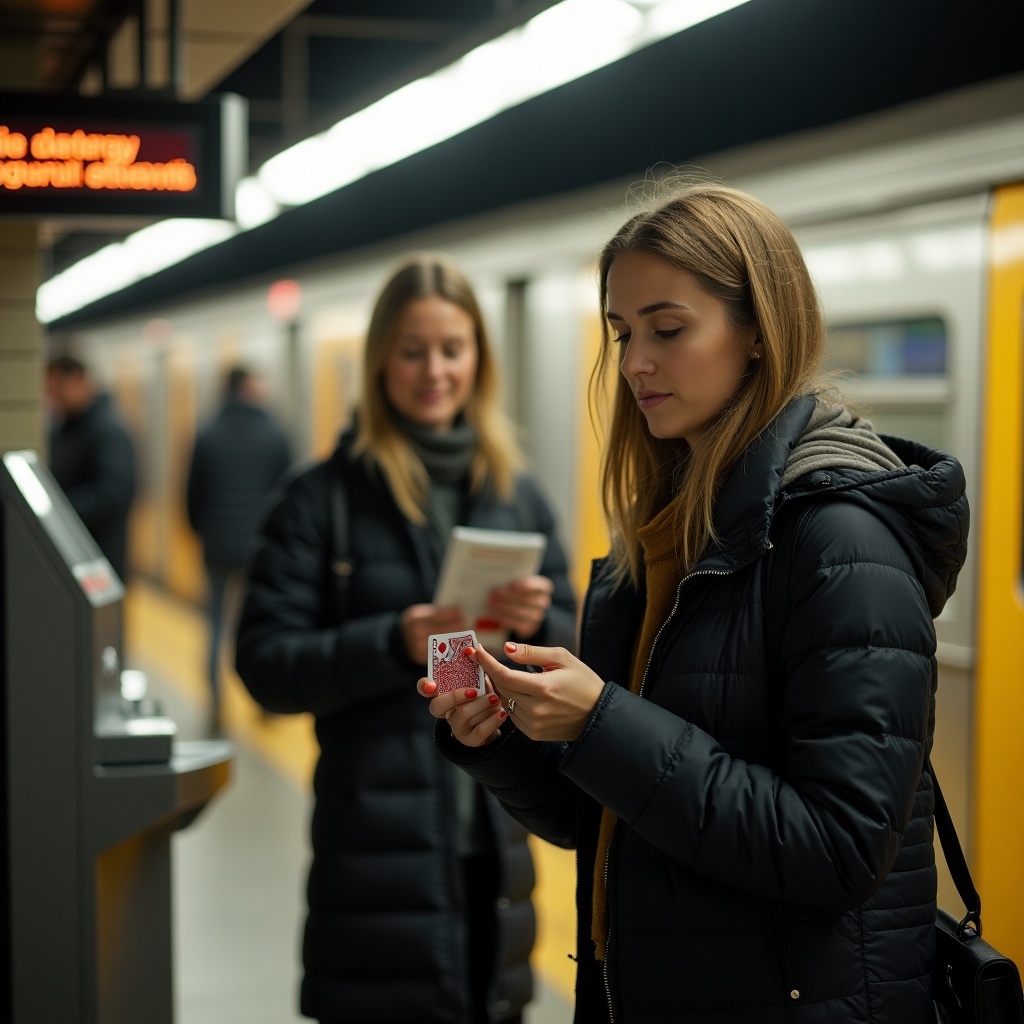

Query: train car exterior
[[65, 87, 1024, 967]]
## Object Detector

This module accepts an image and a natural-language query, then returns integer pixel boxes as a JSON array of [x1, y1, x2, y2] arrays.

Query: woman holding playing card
[[419, 183, 968, 1024], [236, 253, 576, 1024]]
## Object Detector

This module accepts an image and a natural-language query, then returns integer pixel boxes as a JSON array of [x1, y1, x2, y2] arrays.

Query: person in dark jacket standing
[[186, 365, 292, 728], [46, 352, 136, 581], [236, 254, 577, 1024], [422, 183, 969, 1024]]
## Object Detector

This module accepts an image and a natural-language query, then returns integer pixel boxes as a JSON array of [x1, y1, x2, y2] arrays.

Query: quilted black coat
[[48, 392, 135, 580], [186, 397, 292, 567], [438, 396, 969, 1024], [236, 431, 577, 1023]]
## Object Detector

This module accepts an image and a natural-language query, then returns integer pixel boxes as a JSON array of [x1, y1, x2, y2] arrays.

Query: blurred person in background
[[423, 183, 968, 1024], [235, 253, 577, 1024], [46, 351, 136, 582], [186, 364, 292, 731]]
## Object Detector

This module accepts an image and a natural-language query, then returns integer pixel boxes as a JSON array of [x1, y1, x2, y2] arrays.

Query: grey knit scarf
[[395, 413, 476, 543], [780, 400, 904, 489]]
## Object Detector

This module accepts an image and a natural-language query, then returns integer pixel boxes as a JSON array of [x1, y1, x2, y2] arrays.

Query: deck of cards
[[428, 629, 485, 695]]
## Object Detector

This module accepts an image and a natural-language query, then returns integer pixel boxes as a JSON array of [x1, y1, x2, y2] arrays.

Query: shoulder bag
[[931, 763, 1024, 1024]]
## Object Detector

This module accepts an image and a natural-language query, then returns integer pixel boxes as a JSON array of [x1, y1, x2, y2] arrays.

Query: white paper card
[[433, 526, 546, 650]]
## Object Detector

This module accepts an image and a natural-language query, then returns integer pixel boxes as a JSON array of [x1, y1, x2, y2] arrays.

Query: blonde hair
[[353, 253, 523, 524], [591, 181, 828, 584]]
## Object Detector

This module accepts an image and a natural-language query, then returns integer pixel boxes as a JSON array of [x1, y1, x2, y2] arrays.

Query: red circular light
[[267, 278, 301, 321]]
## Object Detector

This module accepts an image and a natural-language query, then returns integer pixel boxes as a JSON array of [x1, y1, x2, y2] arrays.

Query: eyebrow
[[606, 301, 692, 320]]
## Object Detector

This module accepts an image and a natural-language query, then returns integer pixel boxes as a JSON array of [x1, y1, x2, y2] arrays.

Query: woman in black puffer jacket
[[236, 254, 576, 1024], [421, 183, 968, 1023]]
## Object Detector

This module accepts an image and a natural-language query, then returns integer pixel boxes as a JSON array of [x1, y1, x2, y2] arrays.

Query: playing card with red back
[[427, 629, 484, 695]]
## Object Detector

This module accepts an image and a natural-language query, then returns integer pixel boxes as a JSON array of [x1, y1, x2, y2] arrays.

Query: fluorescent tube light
[[37, 0, 754, 323]]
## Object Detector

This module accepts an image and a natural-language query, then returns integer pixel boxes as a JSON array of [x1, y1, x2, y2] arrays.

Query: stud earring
[[751, 352, 761, 361]]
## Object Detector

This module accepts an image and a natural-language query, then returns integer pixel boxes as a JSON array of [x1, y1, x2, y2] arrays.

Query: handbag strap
[[929, 758, 983, 937], [757, 537, 984, 939], [328, 452, 352, 620]]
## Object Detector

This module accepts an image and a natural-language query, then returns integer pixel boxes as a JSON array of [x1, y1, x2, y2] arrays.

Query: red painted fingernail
[[462, 647, 475, 658], [498, 710, 507, 720], [505, 641, 517, 652], [488, 694, 500, 705], [465, 689, 478, 700]]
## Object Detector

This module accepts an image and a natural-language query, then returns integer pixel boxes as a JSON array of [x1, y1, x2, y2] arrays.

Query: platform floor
[[124, 580, 575, 1024]]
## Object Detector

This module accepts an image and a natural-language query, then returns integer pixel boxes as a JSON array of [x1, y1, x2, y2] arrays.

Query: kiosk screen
[[2, 451, 122, 604]]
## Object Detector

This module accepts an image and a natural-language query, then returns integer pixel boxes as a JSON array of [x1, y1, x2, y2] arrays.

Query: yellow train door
[[975, 182, 1024, 963]]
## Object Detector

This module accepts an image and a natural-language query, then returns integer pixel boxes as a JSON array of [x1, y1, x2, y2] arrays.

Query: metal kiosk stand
[[0, 450, 234, 1024]]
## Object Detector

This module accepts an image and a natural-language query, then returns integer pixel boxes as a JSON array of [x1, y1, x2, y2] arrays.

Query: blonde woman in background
[[423, 183, 968, 1024], [237, 254, 577, 1024]]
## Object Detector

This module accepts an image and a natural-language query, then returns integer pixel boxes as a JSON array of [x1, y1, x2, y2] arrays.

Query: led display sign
[[0, 91, 245, 219]]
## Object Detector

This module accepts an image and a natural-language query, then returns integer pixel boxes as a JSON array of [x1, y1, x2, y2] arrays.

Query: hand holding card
[[427, 629, 485, 695]]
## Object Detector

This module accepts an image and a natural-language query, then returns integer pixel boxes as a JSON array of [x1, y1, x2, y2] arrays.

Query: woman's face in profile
[[384, 295, 479, 432], [606, 250, 758, 444]]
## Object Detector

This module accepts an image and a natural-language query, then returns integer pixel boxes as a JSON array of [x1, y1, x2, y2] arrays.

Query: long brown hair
[[591, 181, 827, 584], [353, 253, 523, 524]]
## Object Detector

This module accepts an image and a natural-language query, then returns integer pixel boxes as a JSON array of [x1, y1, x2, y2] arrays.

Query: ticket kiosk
[[1, 450, 233, 1024]]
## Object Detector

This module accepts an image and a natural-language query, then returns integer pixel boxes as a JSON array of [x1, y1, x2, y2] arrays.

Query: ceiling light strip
[[37, 0, 753, 324]]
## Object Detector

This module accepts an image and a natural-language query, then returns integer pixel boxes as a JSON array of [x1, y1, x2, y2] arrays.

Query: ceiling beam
[[47, 0, 138, 93], [0, 11, 81, 36], [293, 15, 459, 43]]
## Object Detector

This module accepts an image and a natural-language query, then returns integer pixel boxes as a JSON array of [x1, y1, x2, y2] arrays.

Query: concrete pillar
[[0, 221, 44, 455], [0, 12, 45, 458]]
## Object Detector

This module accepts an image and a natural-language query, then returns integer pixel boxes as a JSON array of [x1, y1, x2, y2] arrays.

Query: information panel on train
[[0, 90, 245, 219]]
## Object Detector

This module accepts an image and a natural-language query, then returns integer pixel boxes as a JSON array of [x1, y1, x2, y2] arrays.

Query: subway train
[[62, 82, 1024, 964]]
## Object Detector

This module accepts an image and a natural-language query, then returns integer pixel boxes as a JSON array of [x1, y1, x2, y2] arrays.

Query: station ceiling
[[0, 0, 308, 99], [0, 0, 558, 273], [2, 0, 1024, 329], [0, 1, 547, 123]]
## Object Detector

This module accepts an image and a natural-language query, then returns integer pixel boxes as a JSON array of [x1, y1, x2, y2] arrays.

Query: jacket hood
[[802, 433, 969, 618], [707, 396, 969, 618]]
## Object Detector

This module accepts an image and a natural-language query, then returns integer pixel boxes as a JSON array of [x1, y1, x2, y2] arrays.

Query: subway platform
[[124, 580, 575, 1024]]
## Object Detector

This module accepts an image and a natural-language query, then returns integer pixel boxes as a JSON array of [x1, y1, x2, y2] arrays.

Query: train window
[[824, 316, 950, 451], [824, 317, 947, 377]]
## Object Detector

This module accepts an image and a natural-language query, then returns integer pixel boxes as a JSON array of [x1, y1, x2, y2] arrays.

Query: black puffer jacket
[[186, 398, 292, 566], [48, 392, 136, 581], [236, 431, 577, 1023], [438, 397, 969, 1024]]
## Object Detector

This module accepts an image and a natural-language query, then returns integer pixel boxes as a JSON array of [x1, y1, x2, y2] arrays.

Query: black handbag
[[932, 763, 1024, 1023]]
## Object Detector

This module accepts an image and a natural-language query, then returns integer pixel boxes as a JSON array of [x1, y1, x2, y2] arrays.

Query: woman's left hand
[[470, 641, 605, 743], [486, 574, 553, 639], [417, 676, 507, 748]]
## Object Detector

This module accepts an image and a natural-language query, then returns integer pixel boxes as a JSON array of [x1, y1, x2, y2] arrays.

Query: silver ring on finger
[[507, 699, 516, 716]]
